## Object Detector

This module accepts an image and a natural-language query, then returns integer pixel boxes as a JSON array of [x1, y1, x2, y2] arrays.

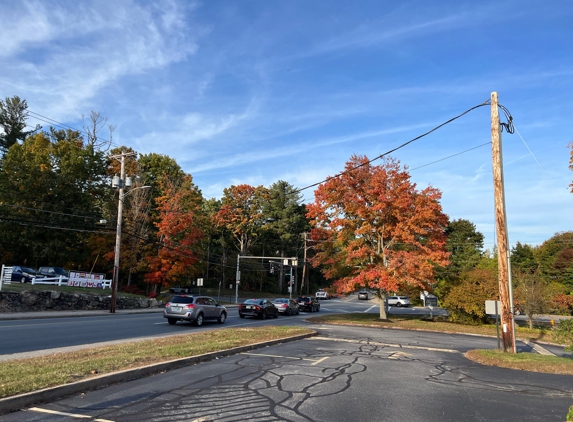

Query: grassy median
[[0, 326, 313, 399], [465, 349, 573, 375]]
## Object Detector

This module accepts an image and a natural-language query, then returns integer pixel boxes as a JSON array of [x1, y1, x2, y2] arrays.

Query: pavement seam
[[0, 331, 317, 416]]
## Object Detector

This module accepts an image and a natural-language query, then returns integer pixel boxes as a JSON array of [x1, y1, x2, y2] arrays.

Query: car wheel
[[274, 310, 278, 318], [167, 318, 177, 325], [194, 313, 204, 326], [218, 312, 227, 323], [20, 277, 26, 284], [316, 306, 320, 312], [261, 311, 267, 320], [286, 308, 292, 316], [396, 303, 402, 307], [239, 313, 245, 318]]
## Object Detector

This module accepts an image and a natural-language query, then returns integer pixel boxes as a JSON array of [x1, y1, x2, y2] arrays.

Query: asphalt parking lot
[[3, 324, 571, 422]]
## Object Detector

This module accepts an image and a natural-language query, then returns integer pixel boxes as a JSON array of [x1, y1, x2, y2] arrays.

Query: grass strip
[[0, 326, 312, 399], [307, 313, 559, 343], [465, 349, 573, 375]]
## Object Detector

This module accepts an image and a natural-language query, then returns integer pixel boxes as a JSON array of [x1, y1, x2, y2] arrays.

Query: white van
[[315, 289, 329, 300]]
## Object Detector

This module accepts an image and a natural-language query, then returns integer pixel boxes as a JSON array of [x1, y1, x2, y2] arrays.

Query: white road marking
[[309, 336, 459, 353], [311, 356, 330, 365], [28, 407, 114, 421], [241, 352, 329, 365], [364, 305, 377, 313]]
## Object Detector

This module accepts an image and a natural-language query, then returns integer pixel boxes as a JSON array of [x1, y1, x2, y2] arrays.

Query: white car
[[315, 289, 330, 300], [387, 296, 410, 307]]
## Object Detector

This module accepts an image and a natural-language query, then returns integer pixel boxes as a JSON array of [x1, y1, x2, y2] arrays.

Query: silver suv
[[164, 295, 227, 326], [387, 296, 411, 307]]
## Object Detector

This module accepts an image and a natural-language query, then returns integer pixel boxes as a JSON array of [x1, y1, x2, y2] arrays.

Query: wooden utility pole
[[490, 92, 516, 353]]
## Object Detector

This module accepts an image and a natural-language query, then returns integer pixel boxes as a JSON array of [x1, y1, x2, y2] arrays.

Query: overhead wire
[[293, 99, 492, 194]]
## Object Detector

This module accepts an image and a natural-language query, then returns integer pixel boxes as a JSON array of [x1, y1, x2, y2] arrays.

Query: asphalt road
[[2, 323, 571, 422], [0, 298, 444, 357]]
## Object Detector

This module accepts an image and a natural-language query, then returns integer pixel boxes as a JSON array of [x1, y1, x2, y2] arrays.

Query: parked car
[[37, 266, 69, 281], [358, 290, 369, 300], [272, 298, 300, 315], [387, 296, 411, 307], [10, 266, 37, 283], [315, 289, 330, 300], [239, 299, 279, 319], [296, 296, 320, 312], [163, 295, 227, 326]]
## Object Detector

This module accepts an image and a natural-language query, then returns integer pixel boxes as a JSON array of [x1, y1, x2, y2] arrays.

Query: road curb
[[0, 331, 317, 415], [306, 320, 570, 349]]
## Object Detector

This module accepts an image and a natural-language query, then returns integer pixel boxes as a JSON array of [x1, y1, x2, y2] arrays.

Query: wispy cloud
[[0, 0, 201, 119]]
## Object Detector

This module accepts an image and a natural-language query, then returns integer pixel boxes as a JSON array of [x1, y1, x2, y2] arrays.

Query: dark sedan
[[10, 266, 37, 283], [238, 299, 279, 319], [296, 296, 320, 312]]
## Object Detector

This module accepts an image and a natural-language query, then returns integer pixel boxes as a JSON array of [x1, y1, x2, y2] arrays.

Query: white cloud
[[0, 0, 201, 120]]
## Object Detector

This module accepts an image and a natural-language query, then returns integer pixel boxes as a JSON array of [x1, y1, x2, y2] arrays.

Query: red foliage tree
[[144, 175, 205, 291], [307, 155, 449, 318]]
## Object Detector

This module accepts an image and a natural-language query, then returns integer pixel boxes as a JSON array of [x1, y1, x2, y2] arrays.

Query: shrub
[[567, 404, 573, 422], [119, 284, 144, 296], [442, 268, 498, 324], [554, 318, 573, 351]]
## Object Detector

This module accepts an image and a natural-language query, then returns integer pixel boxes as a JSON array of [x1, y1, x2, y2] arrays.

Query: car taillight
[[165, 302, 171, 307], [279, 304, 287, 308], [185, 304, 195, 309], [255, 306, 261, 310]]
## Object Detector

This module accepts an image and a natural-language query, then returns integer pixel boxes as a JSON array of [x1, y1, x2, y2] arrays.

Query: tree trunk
[[528, 314, 533, 330], [379, 288, 388, 320]]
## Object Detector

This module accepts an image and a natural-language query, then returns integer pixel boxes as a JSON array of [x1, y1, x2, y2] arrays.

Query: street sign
[[197, 278, 203, 287], [485, 300, 500, 315]]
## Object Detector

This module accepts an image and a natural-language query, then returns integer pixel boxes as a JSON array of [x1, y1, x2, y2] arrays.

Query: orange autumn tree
[[307, 155, 449, 319], [145, 175, 205, 292]]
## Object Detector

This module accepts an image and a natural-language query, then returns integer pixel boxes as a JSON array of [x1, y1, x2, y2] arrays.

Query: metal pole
[[289, 263, 293, 300], [110, 153, 126, 313], [235, 254, 240, 304]]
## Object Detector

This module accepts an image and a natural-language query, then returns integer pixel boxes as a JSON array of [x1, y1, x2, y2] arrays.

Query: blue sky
[[1, 0, 572, 250]]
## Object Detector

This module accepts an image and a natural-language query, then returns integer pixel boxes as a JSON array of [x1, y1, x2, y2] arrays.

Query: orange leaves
[[308, 155, 449, 295], [145, 175, 204, 286]]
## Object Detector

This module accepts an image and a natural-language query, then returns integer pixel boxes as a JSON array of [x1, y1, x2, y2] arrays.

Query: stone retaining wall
[[0, 290, 160, 312]]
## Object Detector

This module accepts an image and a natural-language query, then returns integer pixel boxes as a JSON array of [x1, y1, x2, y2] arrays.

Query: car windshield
[[244, 299, 262, 305], [297, 297, 310, 302], [20, 267, 36, 274], [399, 296, 409, 300], [170, 296, 194, 304]]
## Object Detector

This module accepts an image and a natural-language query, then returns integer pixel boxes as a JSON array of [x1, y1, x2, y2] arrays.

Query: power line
[[293, 100, 492, 194], [27, 110, 119, 148], [410, 142, 492, 171]]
